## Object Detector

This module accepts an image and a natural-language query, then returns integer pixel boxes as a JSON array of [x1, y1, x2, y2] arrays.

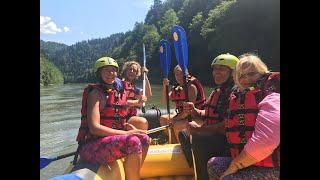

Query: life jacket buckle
[[240, 137, 247, 144], [239, 119, 245, 125], [112, 122, 117, 129], [238, 114, 245, 119]]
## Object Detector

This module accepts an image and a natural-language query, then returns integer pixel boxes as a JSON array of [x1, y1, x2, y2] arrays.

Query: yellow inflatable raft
[[66, 143, 194, 180]]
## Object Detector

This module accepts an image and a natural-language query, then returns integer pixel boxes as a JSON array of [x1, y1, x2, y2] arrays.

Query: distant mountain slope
[[40, 0, 279, 85], [40, 40, 69, 58]]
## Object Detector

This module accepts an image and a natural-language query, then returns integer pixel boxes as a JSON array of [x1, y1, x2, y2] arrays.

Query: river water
[[40, 83, 212, 179]]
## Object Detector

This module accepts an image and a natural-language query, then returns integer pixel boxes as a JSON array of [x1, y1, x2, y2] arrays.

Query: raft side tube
[[140, 144, 193, 178]]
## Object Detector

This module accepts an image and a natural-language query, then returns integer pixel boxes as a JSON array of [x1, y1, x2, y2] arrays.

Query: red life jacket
[[170, 77, 206, 114], [76, 82, 129, 143], [203, 85, 233, 125], [225, 72, 280, 167], [123, 81, 140, 117]]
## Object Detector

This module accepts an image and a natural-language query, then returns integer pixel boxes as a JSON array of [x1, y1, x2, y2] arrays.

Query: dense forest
[[40, 52, 64, 86], [40, 0, 279, 86]]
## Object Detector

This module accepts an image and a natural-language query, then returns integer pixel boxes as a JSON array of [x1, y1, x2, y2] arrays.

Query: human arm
[[187, 83, 197, 103], [126, 95, 147, 107], [143, 67, 152, 97], [220, 93, 280, 178], [182, 101, 226, 135], [243, 92, 280, 162], [219, 150, 257, 180], [160, 78, 171, 104], [188, 121, 225, 135], [87, 90, 146, 136], [182, 101, 205, 118]]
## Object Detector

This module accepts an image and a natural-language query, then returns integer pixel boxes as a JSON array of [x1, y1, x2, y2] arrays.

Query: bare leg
[[124, 153, 142, 180], [159, 113, 178, 143], [141, 142, 150, 167], [159, 114, 170, 126], [172, 119, 188, 143], [159, 114, 170, 135], [128, 116, 148, 130]]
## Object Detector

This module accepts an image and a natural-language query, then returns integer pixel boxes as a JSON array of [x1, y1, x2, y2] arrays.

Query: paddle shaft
[[183, 75, 192, 122], [165, 85, 170, 119], [171, 25, 190, 122], [142, 44, 146, 113], [56, 151, 77, 160], [147, 124, 171, 134]]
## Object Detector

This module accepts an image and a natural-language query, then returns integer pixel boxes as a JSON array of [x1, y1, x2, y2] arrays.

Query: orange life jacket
[[203, 84, 234, 125], [123, 81, 141, 117], [76, 82, 129, 143], [225, 72, 280, 167], [170, 77, 206, 114]]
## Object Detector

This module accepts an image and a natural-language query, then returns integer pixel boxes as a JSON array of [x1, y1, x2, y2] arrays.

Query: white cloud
[[40, 16, 68, 34], [80, 32, 84, 35], [63, 27, 70, 32]]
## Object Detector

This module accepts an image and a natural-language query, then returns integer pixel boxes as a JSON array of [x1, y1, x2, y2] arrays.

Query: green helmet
[[94, 57, 119, 73], [211, 53, 239, 70]]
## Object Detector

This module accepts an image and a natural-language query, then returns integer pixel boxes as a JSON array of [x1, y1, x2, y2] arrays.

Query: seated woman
[[207, 53, 280, 180], [121, 60, 152, 130], [76, 57, 150, 180], [160, 65, 206, 143]]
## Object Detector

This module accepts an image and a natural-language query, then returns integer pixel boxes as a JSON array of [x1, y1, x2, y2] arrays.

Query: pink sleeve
[[244, 92, 280, 162]]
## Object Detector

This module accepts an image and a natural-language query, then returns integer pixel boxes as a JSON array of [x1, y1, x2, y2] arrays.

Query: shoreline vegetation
[[40, 53, 64, 86]]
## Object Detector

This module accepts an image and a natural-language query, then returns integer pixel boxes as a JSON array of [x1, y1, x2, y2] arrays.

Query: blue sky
[[40, 0, 154, 45]]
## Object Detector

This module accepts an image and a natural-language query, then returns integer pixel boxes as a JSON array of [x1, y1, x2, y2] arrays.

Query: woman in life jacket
[[120, 60, 152, 130], [207, 53, 280, 180], [181, 53, 239, 180], [159, 65, 206, 143], [77, 57, 150, 180]]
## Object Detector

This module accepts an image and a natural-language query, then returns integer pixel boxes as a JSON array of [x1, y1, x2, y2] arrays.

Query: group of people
[[75, 52, 280, 180]]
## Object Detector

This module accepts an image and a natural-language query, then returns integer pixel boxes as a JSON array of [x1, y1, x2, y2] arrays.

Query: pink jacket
[[244, 92, 280, 162]]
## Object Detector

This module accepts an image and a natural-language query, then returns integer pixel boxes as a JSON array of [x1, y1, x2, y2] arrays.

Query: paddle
[[159, 39, 171, 119], [159, 39, 173, 143], [40, 151, 77, 170], [171, 25, 191, 122], [146, 124, 171, 134], [142, 43, 147, 113], [40, 125, 172, 170]]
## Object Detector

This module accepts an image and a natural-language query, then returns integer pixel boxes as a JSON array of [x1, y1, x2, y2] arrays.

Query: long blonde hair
[[234, 53, 269, 89], [121, 60, 142, 80]]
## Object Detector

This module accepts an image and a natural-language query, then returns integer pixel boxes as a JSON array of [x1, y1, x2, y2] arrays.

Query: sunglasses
[[239, 72, 259, 79]]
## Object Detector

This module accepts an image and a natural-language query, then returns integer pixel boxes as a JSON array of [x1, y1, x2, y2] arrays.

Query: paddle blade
[[49, 173, 82, 180], [159, 39, 171, 78], [171, 25, 188, 76], [40, 156, 56, 169]]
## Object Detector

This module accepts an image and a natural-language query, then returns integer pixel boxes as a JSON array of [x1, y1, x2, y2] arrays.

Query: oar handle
[[147, 124, 171, 134], [56, 151, 77, 160], [142, 72, 146, 113]]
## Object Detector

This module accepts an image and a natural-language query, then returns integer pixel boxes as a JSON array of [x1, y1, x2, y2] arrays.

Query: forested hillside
[[40, 53, 64, 86], [41, 0, 279, 85]]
